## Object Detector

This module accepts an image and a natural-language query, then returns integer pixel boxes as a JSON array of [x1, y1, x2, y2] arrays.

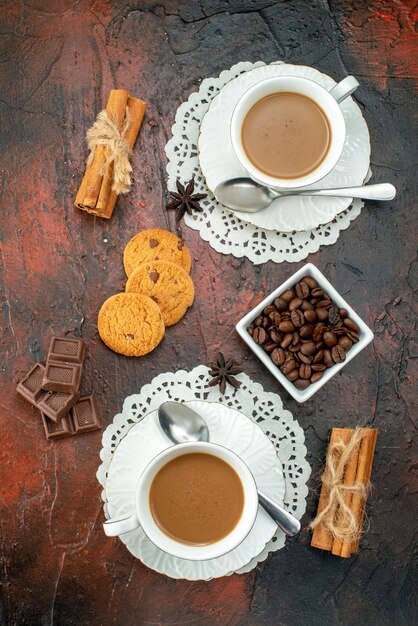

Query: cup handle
[[328, 76, 359, 104], [103, 513, 140, 537]]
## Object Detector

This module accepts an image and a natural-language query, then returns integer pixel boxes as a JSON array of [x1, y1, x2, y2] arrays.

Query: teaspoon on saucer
[[158, 401, 301, 537], [214, 178, 396, 213]]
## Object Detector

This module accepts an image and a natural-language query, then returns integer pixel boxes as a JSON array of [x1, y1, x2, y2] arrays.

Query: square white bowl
[[236, 263, 374, 403]]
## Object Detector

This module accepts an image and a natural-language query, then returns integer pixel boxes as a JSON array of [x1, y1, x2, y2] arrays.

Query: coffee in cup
[[241, 92, 331, 179], [149, 452, 244, 545], [231, 74, 359, 190]]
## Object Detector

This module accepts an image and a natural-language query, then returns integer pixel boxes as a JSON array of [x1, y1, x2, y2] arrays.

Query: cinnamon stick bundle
[[75, 89, 147, 219], [310, 427, 378, 558]]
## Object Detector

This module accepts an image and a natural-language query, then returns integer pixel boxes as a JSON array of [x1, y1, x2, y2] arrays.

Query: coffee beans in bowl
[[236, 264, 374, 402]]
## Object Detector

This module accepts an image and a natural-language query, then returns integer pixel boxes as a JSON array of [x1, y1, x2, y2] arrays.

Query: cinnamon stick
[[311, 427, 378, 557], [83, 89, 129, 209], [311, 427, 345, 551], [75, 90, 146, 219], [95, 96, 147, 219], [331, 429, 361, 557], [344, 429, 378, 557]]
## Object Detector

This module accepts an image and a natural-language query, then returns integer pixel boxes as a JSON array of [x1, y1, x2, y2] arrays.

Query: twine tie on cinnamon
[[86, 106, 133, 194], [310, 428, 370, 543]]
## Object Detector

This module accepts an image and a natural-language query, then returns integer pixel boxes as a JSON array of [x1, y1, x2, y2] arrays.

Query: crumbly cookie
[[98, 293, 165, 356], [123, 229, 191, 277], [126, 261, 194, 326]]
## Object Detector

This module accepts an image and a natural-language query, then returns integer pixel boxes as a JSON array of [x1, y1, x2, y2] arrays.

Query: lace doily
[[97, 365, 311, 574], [165, 60, 366, 264]]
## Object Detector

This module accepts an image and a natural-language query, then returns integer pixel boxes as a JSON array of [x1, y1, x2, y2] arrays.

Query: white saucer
[[105, 400, 285, 580], [198, 63, 371, 233]]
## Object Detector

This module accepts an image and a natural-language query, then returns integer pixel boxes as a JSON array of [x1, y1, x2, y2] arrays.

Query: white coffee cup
[[230, 74, 359, 190], [103, 441, 259, 561]]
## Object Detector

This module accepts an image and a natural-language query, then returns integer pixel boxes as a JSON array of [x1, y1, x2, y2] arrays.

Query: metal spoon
[[215, 178, 397, 213], [158, 401, 300, 537]]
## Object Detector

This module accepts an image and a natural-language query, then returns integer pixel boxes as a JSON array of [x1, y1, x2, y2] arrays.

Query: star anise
[[167, 177, 207, 222], [208, 352, 243, 395]]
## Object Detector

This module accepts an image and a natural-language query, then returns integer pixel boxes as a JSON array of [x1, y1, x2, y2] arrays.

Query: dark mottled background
[[0, 1, 417, 625]]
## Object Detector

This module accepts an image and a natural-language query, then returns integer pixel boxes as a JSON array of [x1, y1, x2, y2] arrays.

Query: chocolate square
[[41, 412, 74, 440], [37, 390, 80, 422], [42, 362, 82, 393], [16, 363, 46, 406], [47, 337, 86, 364], [72, 395, 101, 433]]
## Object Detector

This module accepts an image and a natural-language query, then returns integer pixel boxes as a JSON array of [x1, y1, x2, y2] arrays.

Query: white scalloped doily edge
[[97, 365, 311, 576], [165, 60, 370, 264]]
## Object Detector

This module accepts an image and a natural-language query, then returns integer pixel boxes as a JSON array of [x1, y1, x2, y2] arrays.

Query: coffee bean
[[344, 318, 360, 333], [262, 316, 270, 329], [323, 330, 338, 347], [309, 297, 319, 306], [271, 347, 285, 366], [291, 310, 304, 327], [280, 289, 295, 302], [282, 358, 297, 375], [278, 320, 295, 333], [333, 326, 347, 335], [315, 340, 324, 350], [304, 309, 317, 323], [281, 311, 291, 320], [292, 332, 300, 346], [295, 281, 310, 299], [331, 345, 346, 363], [347, 330, 360, 343], [247, 327, 254, 337], [312, 323, 327, 342], [289, 297, 303, 311], [300, 340, 316, 356], [253, 315, 263, 327], [269, 328, 282, 343], [293, 378, 310, 390], [298, 352, 313, 364], [287, 369, 299, 382], [289, 344, 300, 353], [316, 308, 329, 321], [317, 299, 332, 310], [328, 306, 341, 325], [269, 311, 282, 325], [311, 288, 324, 298], [263, 305, 276, 316], [338, 336, 353, 351], [300, 324, 313, 338], [253, 327, 267, 344], [323, 349, 334, 367], [311, 371, 324, 383], [280, 333, 293, 349], [339, 308, 349, 318], [299, 364, 311, 379], [301, 300, 314, 311], [273, 297, 288, 312], [311, 363, 326, 372], [264, 341, 278, 352], [301, 276, 318, 289], [313, 350, 324, 363]]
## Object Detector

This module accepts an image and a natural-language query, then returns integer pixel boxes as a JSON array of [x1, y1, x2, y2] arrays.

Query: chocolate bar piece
[[41, 412, 74, 440], [42, 337, 85, 392], [37, 390, 80, 422], [42, 361, 82, 393], [46, 337, 86, 364], [16, 363, 46, 406], [72, 395, 101, 433]]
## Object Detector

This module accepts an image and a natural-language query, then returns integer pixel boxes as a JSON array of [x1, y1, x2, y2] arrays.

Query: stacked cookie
[[98, 229, 194, 356]]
